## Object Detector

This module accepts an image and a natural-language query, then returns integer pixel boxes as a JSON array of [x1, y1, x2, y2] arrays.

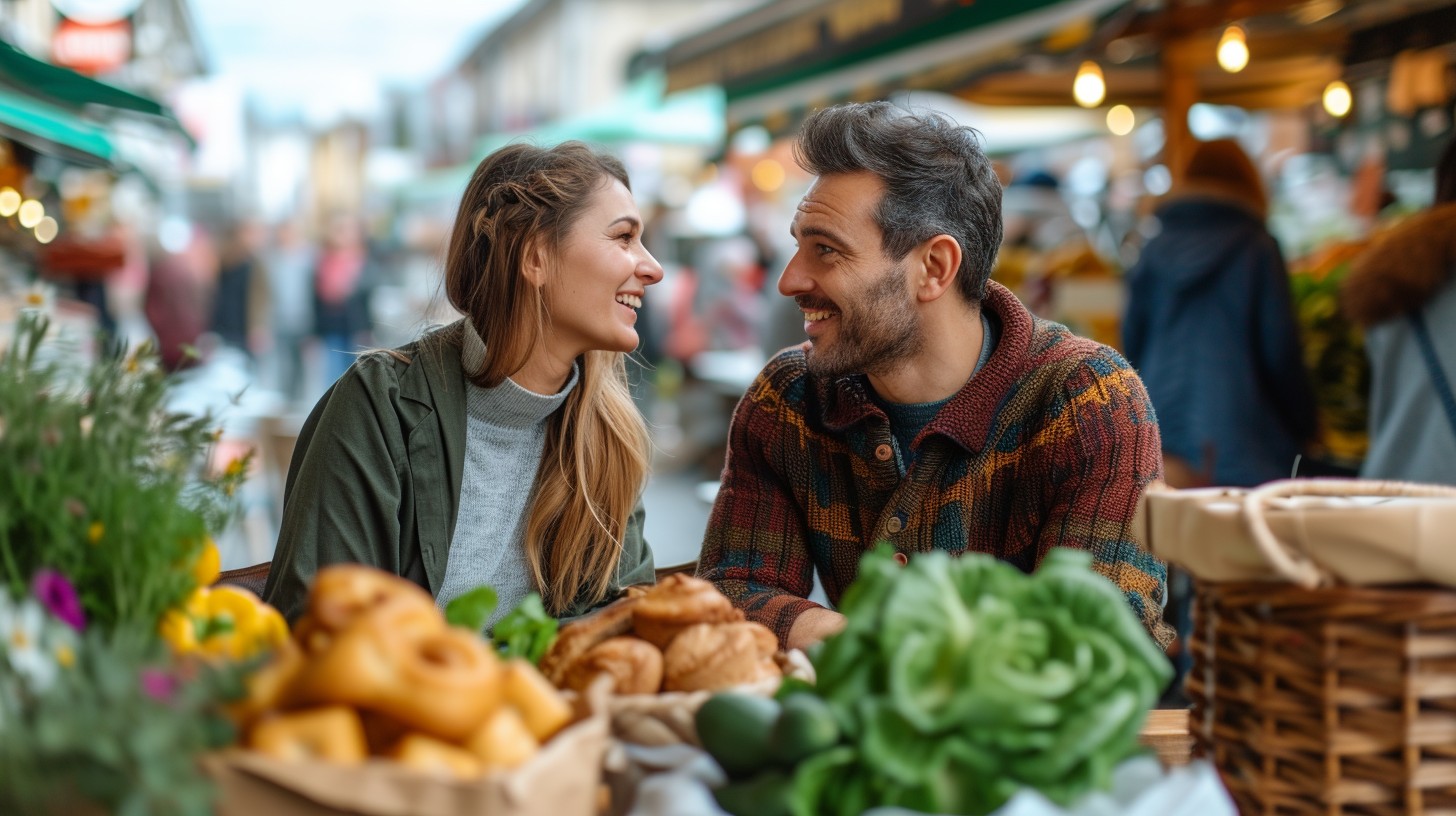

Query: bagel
[[291, 600, 502, 741], [390, 733, 483, 780], [307, 564, 436, 634], [249, 706, 368, 764]]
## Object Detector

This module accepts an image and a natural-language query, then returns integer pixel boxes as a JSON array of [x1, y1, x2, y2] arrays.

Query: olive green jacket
[[262, 322, 654, 623]]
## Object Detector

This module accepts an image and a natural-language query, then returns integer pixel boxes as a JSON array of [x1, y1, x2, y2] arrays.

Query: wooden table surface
[[1140, 708, 1194, 766]]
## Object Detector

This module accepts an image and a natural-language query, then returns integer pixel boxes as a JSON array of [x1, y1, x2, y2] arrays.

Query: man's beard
[[802, 264, 923, 379]]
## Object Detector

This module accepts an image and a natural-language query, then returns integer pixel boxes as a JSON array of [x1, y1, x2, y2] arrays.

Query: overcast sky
[[190, 0, 527, 123]]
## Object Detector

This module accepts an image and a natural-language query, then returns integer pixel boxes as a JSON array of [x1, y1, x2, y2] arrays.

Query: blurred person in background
[[208, 219, 268, 358], [1340, 136, 1456, 485], [265, 142, 663, 629], [144, 224, 215, 372], [700, 235, 766, 352], [1123, 138, 1316, 488], [312, 214, 374, 384], [698, 103, 1171, 653], [262, 220, 316, 405]]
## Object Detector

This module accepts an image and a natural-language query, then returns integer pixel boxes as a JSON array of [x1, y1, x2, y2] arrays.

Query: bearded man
[[697, 102, 1173, 652]]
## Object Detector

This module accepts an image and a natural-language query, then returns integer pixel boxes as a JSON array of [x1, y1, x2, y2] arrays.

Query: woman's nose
[[639, 249, 664, 285]]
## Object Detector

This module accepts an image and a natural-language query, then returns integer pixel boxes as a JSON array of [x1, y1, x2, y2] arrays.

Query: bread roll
[[631, 574, 743, 649], [539, 595, 640, 686], [663, 622, 780, 692], [562, 636, 664, 695]]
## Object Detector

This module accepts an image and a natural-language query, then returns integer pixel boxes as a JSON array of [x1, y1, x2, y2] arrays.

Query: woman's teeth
[[615, 294, 641, 309], [802, 309, 836, 322]]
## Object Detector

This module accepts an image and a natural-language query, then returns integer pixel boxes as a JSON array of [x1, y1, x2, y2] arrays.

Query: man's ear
[[914, 234, 962, 303], [520, 239, 549, 288]]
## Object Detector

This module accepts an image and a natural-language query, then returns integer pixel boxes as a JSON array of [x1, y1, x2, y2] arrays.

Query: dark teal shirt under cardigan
[[262, 321, 655, 622]]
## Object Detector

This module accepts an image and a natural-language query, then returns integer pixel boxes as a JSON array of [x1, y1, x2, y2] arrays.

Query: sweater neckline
[[461, 319, 579, 428]]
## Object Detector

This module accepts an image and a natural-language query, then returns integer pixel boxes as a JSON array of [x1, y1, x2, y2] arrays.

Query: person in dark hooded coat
[[1123, 139, 1316, 488], [1340, 137, 1456, 485]]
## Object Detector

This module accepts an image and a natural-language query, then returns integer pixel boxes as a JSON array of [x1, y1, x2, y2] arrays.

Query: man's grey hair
[[793, 101, 1003, 302]]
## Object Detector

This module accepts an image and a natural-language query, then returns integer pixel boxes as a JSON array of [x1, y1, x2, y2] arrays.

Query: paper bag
[[204, 711, 608, 816], [1135, 478, 1456, 587]]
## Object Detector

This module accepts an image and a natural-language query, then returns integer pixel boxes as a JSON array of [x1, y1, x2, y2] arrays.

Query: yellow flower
[[87, 521, 104, 546], [192, 537, 221, 587], [224, 457, 246, 478], [158, 609, 198, 653], [54, 644, 75, 668]]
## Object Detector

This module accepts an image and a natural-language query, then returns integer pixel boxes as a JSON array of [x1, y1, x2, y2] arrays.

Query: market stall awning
[[0, 40, 168, 118], [0, 39, 192, 151], [663, 0, 1128, 134], [0, 85, 113, 165], [473, 70, 725, 160]]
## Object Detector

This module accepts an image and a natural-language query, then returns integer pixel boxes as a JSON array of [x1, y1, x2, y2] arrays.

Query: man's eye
[[816, 244, 836, 256]]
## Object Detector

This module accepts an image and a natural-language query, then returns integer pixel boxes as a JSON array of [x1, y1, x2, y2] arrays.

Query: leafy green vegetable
[[491, 593, 558, 664], [444, 586, 497, 632], [784, 545, 1172, 816]]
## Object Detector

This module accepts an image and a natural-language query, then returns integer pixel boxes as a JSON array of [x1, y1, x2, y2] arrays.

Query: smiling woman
[[265, 141, 664, 631]]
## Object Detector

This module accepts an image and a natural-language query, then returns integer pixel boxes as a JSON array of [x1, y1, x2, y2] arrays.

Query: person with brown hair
[[1122, 138, 1316, 488], [1340, 136, 1456, 485], [265, 142, 664, 628], [698, 102, 1171, 653]]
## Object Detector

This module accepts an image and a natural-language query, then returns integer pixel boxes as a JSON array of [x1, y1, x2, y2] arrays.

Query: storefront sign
[[52, 18, 132, 75]]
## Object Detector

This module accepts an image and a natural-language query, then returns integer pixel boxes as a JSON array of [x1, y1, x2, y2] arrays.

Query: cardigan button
[[886, 516, 904, 534], [874, 443, 893, 461], [893, 552, 908, 566]]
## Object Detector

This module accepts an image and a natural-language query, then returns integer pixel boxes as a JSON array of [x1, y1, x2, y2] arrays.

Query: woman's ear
[[520, 239, 550, 288], [915, 234, 962, 303]]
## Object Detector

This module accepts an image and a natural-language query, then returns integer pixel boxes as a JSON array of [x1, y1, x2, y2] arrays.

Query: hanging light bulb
[[1073, 61, 1106, 108], [34, 216, 58, 244], [18, 199, 43, 228], [1107, 105, 1136, 135], [1217, 25, 1249, 73], [0, 187, 18, 217], [1323, 80, 1352, 117]]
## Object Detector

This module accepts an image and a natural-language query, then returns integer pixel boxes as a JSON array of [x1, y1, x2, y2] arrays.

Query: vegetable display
[[702, 546, 1172, 816]]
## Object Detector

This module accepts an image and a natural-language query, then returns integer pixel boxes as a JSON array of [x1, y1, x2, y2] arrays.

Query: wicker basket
[[1187, 580, 1456, 815]]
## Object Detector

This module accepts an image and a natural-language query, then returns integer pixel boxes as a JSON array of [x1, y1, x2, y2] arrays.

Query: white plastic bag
[[865, 758, 1236, 816]]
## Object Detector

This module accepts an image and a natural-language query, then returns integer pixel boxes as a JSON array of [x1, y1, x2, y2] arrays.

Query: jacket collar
[[820, 281, 1034, 454], [398, 321, 468, 581]]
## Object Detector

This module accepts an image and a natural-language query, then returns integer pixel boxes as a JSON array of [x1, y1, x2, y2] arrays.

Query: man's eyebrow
[[793, 224, 848, 246]]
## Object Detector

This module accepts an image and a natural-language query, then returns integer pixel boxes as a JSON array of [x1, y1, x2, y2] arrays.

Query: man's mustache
[[794, 296, 839, 313]]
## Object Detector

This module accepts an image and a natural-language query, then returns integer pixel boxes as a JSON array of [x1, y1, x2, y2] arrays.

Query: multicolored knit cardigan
[[698, 281, 1174, 649]]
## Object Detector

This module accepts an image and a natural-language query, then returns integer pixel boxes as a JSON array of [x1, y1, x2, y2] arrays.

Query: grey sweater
[[436, 322, 578, 629]]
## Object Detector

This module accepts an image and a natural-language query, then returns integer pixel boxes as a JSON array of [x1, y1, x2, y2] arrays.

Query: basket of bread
[[538, 574, 813, 748], [205, 565, 608, 816]]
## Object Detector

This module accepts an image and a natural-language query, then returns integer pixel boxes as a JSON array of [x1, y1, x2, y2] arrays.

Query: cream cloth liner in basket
[[1134, 478, 1456, 587]]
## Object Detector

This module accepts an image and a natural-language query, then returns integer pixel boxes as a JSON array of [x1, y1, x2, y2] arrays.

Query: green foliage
[[492, 592, 558, 664], [444, 585, 498, 632], [0, 313, 243, 631], [0, 599, 246, 816], [786, 546, 1171, 816]]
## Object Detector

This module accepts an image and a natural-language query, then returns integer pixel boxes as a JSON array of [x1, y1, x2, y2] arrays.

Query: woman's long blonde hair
[[444, 142, 651, 615]]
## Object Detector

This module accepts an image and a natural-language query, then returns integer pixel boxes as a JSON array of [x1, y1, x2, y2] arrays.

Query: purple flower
[[140, 668, 178, 703], [31, 569, 86, 632]]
